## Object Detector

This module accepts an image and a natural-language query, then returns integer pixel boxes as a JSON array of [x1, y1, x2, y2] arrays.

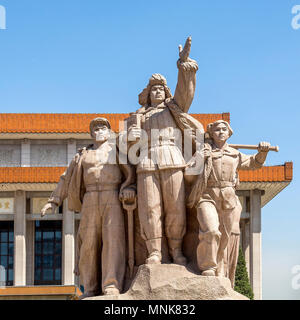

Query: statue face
[[150, 85, 165, 105], [211, 123, 230, 144], [92, 124, 110, 142]]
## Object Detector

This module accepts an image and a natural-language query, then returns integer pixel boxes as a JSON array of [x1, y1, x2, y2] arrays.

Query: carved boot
[[103, 285, 120, 296], [145, 238, 162, 264], [168, 238, 187, 266], [201, 269, 216, 276]]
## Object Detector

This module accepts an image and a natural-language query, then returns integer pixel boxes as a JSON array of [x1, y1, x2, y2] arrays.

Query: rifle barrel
[[229, 144, 279, 152]]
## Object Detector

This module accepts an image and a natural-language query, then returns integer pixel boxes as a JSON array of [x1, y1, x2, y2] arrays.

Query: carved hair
[[206, 120, 233, 138], [89, 117, 111, 137], [138, 73, 172, 106]]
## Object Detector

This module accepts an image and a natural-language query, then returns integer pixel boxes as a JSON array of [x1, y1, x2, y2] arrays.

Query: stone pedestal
[[85, 264, 248, 300]]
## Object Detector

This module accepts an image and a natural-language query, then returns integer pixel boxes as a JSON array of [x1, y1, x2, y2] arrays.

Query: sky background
[[0, 0, 299, 299]]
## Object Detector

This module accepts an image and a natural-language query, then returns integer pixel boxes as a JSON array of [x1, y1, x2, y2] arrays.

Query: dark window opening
[[34, 220, 62, 285], [246, 196, 250, 213], [26, 198, 31, 214], [0, 221, 14, 286]]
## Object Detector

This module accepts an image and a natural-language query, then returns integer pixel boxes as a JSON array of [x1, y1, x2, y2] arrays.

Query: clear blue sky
[[0, 0, 299, 299]]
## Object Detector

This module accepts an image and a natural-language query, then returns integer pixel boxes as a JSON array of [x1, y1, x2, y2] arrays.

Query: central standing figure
[[127, 37, 199, 265]]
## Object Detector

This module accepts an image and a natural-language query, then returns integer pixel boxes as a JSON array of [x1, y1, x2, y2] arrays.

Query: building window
[[34, 221, 62, 285], [30, 144, 67, 167], [0, 144, 21, 167], [0, 222, 14, 286]]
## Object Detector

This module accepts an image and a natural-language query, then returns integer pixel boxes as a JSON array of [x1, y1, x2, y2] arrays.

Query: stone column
[[62, 200, 75, 285], [250, 189, 262, 300], [21, 139, 30, 167], [243, 220, 250, 275], [14, 190, 26, 286], [26, 221, 34, 285], [67, 139, 76, 165]]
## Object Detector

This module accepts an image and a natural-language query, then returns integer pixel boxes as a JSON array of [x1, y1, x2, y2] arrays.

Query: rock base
[[85, 264, 248, 300]]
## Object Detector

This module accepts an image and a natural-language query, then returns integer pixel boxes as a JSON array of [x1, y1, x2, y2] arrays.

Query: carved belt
[[86, 184, 119, 192], [207, 181, 235, 188]]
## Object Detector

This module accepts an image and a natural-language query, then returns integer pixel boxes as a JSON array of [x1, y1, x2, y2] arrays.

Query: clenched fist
[[258, 141, 271, 153], [120, 188, 136, 202]]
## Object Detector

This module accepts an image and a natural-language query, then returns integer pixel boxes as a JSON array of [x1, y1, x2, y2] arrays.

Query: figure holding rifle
[[186, 120, 275, 279]]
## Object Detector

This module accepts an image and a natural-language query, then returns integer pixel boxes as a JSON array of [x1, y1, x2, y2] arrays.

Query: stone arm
[[238, 152, 265, 170], [48, 154, 79, 206], [173, 37, 199, 113], [238, 142, 270, 170], [119, 163, 137, 200]]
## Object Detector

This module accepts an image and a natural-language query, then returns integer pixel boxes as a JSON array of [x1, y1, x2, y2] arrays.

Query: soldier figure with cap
[[41, 117, 136, 299]]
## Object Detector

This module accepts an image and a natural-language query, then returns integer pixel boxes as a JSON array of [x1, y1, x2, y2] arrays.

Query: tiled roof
[[238, 162, 293, 182], [0, 167, 66, 183], [0, 113, 230, 133], [0, 162, 293, 183]]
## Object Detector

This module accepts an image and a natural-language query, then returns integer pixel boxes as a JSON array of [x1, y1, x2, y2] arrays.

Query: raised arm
[[173, 36, 199, 113], [238, 142, 270, 170]]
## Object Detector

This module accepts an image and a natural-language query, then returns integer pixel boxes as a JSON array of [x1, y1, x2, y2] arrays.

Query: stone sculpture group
[[41, 37, 273, 300]]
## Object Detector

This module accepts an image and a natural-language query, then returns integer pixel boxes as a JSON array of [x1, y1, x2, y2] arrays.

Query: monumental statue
[[125, 36, 202, 266], [41, 117, 136, 299], [186, 120, 270, 280], [40, 37, 277, 300]]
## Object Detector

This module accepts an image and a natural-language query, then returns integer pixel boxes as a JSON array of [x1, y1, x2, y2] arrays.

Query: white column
[[67, 139, 76, 165], [14, 190, 26, 286], [62, 200, 75, 285], [21, 139, 30, 167], [250, 189, 262, 300]]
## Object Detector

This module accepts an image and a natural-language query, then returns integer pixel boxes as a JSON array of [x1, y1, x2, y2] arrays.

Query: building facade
[[0, 113, 293, 299]]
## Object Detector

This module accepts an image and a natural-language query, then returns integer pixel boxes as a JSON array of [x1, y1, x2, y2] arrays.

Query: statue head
[[138, 73, 172, 106], [89, 117, 111, 142], [207, 120, 233, 144]]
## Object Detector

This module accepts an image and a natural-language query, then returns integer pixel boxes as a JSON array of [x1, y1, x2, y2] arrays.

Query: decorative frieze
[[0, 198, 14, 214]]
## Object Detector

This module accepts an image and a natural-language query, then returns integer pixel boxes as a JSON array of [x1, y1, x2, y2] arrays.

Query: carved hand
[[41, 203, 57, 217], [179, 36, 192, 62], [202, 147, 211, 161], [128, 126, 141, 141], [258, 141, 271, 153], [121, 188, 136, 202]]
